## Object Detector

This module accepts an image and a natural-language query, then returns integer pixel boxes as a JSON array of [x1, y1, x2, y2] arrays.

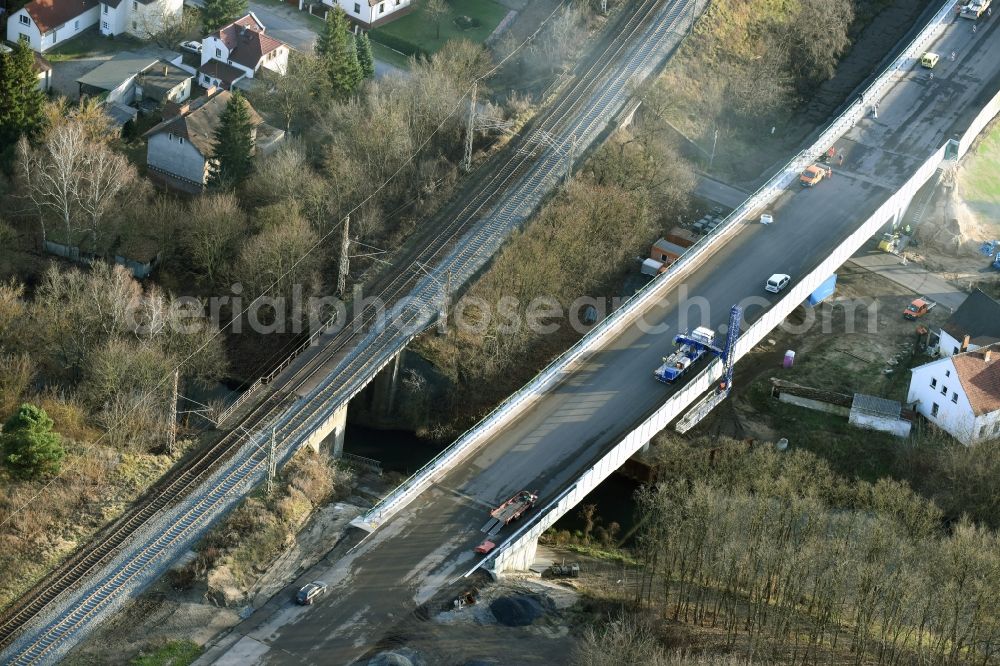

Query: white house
[[6, 0, 100, 53], [325, 0, 412, 28], [198, 13, 289, 90], [907, 343, 1000, 445], [97, 0, 183, 40], [937, 289, 1000, 357], [144, 89, 283, 190]]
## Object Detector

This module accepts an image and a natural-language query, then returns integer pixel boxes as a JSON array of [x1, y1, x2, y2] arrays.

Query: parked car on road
[[296, 581, 328, 605], [180, 40, 202, 54]]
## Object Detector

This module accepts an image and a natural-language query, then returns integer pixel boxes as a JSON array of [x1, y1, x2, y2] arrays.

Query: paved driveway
[[50, 55, 114, 100]]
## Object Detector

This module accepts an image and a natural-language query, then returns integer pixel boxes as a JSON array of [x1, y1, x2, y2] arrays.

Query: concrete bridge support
[[301, 401, 349, 459]]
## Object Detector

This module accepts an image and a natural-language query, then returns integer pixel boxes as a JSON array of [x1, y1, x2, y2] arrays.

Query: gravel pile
[[488, 595, 547, 627]]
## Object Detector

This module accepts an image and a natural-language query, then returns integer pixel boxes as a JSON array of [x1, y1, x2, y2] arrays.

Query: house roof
[[138, 60, 192, 100], [199, 59, 246, 87], [21, 0, 98, 34], [144, 90, 263, 158], [951, 343, 1000, 416], [942, 289, 1000, 348], [76, 50, 179, 91], [214, 13, 286, 70], [851, 393, 902, 419]]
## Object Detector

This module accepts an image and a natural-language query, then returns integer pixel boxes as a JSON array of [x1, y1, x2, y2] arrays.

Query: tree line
[[629, 438, 1000, 665]]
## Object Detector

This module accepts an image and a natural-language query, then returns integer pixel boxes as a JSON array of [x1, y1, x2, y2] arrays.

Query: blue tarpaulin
[[807, 274, 837, 306]]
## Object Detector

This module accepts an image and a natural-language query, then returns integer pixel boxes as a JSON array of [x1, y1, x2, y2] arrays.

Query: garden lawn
[[371, 0, 508, 56]]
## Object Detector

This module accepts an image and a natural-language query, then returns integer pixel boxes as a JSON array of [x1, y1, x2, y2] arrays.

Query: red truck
[[479, 490, 538, 539]]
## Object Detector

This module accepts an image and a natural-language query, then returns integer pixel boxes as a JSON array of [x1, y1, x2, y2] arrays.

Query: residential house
[[325, 0, 412, 28], [907, 343, 1000, 445], [144, 89, 283, 191], [0, 43, 53, 91], [198, 13, 289, 90], [98, 0, 183, 40], [6, 0, 99, 53], [937, 288, 1000, 356], [76, 49, 190, 125]]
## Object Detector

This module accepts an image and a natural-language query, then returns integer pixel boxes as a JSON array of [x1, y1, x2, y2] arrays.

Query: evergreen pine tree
[[1, 404, 65, 479], [316, 8, 363, 96], [202, 0, 249, 33], [0, 40, 47, 163], [209, 91, 255, 189], [356, 31, 375, 80]]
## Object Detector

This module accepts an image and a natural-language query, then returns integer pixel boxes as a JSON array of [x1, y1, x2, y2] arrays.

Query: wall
[[907, 358, 978, 444], [778, 393, 850, 416], [6, 10, 43, 51], [129, 0, 183, 39], [201, 35, 229, 66], [146, 132, 207, 185], [330, 0, 374, 25], [99, 2, 127, 36], [260, 45, 289, 76], [938, 329, 983, 357], [848, 411, 911, 437], [45, 6, 101, 52], [972, 411, 1000, 444]]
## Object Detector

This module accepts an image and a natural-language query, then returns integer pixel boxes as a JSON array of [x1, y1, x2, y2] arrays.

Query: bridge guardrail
[[352, 0, 958, 532]]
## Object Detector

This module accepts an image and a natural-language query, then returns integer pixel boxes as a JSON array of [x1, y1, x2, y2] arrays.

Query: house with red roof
[[907, 342, 1000, 445], [6, 0, 100, 53], [197, 13, 289, 90]]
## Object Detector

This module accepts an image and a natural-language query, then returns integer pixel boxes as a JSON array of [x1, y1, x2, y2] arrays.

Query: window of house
[[930, 378, 937, 388], [168, 132, 174, 141], [74, 19, 79, 29], [941, 385, 947, 396], [395, 0, 400, 5], [945, 369, 951, 377], [132, 0, 138, 8], [981, 425, 988, 438], [952, 346, 959, 354], [354, 2, 361, 13], [132, 20, 137, 30], [951, 392, 958, 403], [20, 14, 30, 25], [993, 422, 1000, 434], [931, 403, 939, 417], [379, 2, 385, 12], [103, 4, 108, 14], [178, 137, 184, 145], [216, 47, 222, 57]]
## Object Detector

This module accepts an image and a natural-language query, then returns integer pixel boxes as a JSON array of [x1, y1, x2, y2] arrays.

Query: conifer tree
[[356, 31, 375, 80], [0, 40, 47, 165], [316, 8, 363, 96], [209, 91, 255, 188], [202, 0, 248, 33]]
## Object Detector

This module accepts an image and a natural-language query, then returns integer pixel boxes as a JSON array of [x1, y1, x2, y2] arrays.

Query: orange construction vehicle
[[800, 163, 832, 187], [903, 297, 937, 320]]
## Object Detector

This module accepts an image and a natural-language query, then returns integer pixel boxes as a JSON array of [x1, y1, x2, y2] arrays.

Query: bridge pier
[[488, 534, 538, 578], [301, 401, 349, 459], [385, 350, 404, 416]]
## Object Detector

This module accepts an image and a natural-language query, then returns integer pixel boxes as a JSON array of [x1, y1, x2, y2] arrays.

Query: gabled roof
[[199, 59, 246, 87], [20, 0, 98, 34], [213, 13, 287, 70], [144, 90, 263, 158], [951, 343, 1000, 416], [942, 289, 1000, 348]]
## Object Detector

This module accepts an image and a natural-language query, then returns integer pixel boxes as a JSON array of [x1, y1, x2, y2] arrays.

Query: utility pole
[[437, 268, 452, 334], [462, 81, 478, 172], [337, 215, 350, 297], [708, 128, 719, 173], [168, 369, 178, 455], [564, 133, 577, 183], [601, 0, 607, 14], [267, 427, 276, 494]]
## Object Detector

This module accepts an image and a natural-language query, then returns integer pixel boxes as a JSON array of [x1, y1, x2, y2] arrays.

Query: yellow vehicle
[[920, 52, 940, 69], [800, 163, 832, 187]]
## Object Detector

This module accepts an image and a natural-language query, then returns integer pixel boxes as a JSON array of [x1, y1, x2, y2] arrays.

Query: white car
[[296, 581, 328, 605], [765, 273, 790, 293], [180, 40, 202, 54]]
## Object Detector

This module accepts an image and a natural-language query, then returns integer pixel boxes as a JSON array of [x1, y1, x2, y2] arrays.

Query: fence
[[352, 0, 961, 533]]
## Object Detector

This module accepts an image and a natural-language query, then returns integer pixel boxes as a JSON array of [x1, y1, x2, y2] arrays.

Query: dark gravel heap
[[489, 595, 546, 627]]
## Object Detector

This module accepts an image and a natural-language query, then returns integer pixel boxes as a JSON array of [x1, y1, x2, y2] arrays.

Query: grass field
[[961, 120, 1000, 206], [371, 0, 508, 56], [44, 29, 146, 62]]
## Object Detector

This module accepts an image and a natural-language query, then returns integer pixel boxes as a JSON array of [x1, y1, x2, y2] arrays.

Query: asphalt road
[[208, 13, 1000, 666]]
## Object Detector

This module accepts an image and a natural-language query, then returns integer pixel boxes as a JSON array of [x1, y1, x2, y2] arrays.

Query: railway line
[[0, 1, 695, 661]]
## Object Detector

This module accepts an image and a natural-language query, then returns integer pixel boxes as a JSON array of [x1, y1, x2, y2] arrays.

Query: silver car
[[296, 581, 328, 605], [765, 273, 790, 293]]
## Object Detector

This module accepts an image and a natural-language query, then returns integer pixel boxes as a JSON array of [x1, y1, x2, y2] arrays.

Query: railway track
[[0, 1, 694, 661]]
